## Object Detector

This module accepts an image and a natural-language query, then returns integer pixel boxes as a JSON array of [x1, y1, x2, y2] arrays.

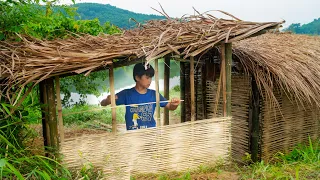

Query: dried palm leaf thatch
[[0, 10, 283, 104], [233, 33, 320, 108]]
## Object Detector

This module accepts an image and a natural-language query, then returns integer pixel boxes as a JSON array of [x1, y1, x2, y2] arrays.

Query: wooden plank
[[251, 76, 261, 162], [155, 59, 161, 126], [221, 44, 227, 117], [109, 65, 117, 133], [55, 76, 64, 142], [190, 56, 195, 121], [180, 62, 186, 123], [225, 43, 232, 116], [164, 56, 170, 125]]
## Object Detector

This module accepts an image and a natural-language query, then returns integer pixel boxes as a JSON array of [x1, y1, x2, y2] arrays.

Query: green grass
[[239, 137, 320, 180], [62, 104, 126, 129]]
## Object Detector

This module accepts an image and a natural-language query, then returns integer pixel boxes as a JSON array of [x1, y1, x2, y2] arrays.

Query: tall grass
[[239, 137, 320, 179], [0, 102, 71, 179]]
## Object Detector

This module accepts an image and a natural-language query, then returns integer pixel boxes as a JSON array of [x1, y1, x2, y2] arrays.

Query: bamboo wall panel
[[60, 117, 231, 179], [261, 89, 320, 160], [206, 74, 250, 161]]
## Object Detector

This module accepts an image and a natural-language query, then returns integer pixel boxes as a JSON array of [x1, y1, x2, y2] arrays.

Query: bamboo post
[[163, 56, 170, 125], [190, 56, 195, 121], [155, 59, 161, 126], [39, 81, 50, 149], [109, 65, 117, 133], [180, 62, 186, 123], [225, 43, 232, 116], [46, 78, 59, 154], [55, 76, 64, 142], [251, 76, 260, 162], [221, 44, 227, 117]]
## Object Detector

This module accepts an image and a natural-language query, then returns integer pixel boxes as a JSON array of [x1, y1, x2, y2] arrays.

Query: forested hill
[[285, 18, 320, 35], [73, 3, 165, 29]]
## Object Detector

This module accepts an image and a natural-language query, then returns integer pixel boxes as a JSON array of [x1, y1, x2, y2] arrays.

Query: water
[[64, 61, 181, 105]]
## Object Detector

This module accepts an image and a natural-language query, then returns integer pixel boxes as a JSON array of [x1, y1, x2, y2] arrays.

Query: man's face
[[136, 75, 152, 88]]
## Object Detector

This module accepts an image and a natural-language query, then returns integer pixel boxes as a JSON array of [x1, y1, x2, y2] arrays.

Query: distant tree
[[285, 18, 320, 35]]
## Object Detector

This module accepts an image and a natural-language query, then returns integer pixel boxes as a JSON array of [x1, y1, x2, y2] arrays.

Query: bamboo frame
[[180, 62, 186, 123], [164, 56, 170, 125], [190, 56, 195, 121], [250, 76, 261, 162], [225, 43, 232, 116], [109, 65, 117, 133], [155, 59, 161, 126], [55, 76, 64, 142], [221, 44, 227, 117]]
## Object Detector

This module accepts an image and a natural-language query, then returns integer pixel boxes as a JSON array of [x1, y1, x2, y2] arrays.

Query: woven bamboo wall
[[206, 74, 251, 161], [60, 117, 231, 179], [261, 88, 320, 160]]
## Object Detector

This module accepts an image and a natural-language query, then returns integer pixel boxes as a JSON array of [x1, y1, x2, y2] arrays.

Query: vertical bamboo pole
[[180, 62, 186, 123], [155, 59, 161, 126], [163, 56, 170, 125], [225, 43, 232, 116], [221, 44, 227, 117], [55, 76, 64, 142], [46, 78, 59, 153], [109, 65, 117, 133], [190, 56, 195, 121], [39, 81, 50, 149], [251, 76, 260, 162]]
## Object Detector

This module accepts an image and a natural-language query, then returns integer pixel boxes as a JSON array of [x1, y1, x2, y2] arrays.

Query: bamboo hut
[[1, 10, 320, 177]]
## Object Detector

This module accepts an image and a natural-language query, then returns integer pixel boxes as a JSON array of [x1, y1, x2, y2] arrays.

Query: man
[[101, 62, 180, 130]]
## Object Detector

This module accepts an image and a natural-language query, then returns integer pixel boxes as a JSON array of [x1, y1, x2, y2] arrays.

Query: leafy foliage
[[285, 18, 320, 35], [73, 3, 165, 29]]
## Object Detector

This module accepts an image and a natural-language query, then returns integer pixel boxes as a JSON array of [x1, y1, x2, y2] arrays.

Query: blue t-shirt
[[116, 88, 168, 130]]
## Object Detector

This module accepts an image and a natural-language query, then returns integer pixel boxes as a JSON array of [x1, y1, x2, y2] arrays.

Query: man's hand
[[170, 98, 180, 106], [165, 97, 180, 110]]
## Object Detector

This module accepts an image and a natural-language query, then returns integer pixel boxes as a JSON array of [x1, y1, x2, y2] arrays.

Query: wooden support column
[[221, 44, 227, 117], [190, 56, 195, 121], [180, 62, 186, 123], [250, 76, 261, 162], [155, 59, 161, 126], [163, 56, 170, 125], [55, 76, 64, 142], [109, 65, 117, 133], [47, 78, 59, 151], [225, 43, 232, 116], [221, 43, 232, 117], [39, 81, 50, 149]]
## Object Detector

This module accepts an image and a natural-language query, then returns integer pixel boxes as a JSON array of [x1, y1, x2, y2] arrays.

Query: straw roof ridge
[[234, 33, 320, 108], [0, 10, 283, 105]]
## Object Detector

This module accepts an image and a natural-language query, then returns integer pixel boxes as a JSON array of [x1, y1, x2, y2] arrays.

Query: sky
[[60, 0, 320, 28]]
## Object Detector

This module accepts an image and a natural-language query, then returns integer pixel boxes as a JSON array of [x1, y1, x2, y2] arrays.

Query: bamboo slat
[[60, 117, 232, 179], [261, 88, 320, 161]]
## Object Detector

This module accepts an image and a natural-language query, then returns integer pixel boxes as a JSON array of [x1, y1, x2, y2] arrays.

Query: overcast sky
[[61, 0, 319, 28]]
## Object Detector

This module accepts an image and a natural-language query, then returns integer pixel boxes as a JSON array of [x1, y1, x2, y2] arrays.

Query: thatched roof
[[8, 11, 319, 110], [234, 33, 320, 108]]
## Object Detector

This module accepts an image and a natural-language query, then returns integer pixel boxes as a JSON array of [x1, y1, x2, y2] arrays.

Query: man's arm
[[165, 97, 180, 110]]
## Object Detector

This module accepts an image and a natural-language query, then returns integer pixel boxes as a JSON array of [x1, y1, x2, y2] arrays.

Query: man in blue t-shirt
[[101, 62, 180, 130]]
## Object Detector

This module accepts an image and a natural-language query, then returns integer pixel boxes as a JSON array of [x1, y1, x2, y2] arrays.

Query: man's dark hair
[[133, 63, 155, 82]]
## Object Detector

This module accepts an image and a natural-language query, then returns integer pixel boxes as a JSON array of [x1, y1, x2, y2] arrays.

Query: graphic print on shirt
[[129, 104, 153, 129], [132, 113, 140, 128]]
